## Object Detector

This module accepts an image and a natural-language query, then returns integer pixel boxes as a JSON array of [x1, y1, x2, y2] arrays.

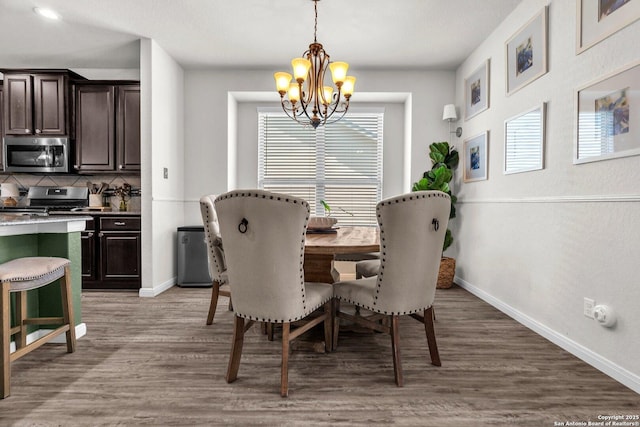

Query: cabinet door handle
[[87, 232, 94, 237], [98, 232, 104, 237], [35, 129, 41, 134], [119, 165, 124, 170], [114, 221, 126, 226], [25, 129, 30, 133]]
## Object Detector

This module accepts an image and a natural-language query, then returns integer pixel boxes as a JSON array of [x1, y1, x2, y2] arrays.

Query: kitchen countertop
[[49, 210, 141, 216], [0, 214, 92, 236]]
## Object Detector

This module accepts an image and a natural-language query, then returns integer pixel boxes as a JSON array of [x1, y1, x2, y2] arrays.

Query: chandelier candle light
[[274, 0, 356, 129]]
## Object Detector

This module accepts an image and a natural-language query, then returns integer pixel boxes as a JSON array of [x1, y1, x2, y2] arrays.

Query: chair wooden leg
[[15, 291, 27, 350], [424, 306, 441, 366], [267, 323, 274, 341], [281, 322, 290, 397], [332, 299, 341, 351], [390, 315, 403, 387], [323, 302, 332, 353], [226, 316, 245, 383], [60, 266, 76, 353], [1, 281, 11, 399], [206, 281, 220, 325]]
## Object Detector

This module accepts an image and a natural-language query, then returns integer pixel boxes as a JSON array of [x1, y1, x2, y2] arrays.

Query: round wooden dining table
[[304, 226, 379, 283]]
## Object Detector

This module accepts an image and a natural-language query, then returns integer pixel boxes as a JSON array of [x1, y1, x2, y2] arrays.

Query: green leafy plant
[[320, 200, 353, 217], [412, 142, 459, 251]]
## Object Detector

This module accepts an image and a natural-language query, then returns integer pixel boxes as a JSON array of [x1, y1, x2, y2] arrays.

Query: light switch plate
[[163, 167, 168, 179], [584, 297, 595, 319]]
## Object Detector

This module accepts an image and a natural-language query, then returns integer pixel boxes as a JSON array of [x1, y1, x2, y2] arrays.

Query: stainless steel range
[[0, 186, 89, 216]]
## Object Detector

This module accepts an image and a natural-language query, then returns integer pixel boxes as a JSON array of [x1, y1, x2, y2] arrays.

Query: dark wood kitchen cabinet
[[117, 85, 141, 171], [81, 218, 97, 282], [82, 215, 141, 290], [2, 71, 79, 136], [0, 84, 4, 170], [75, 83, 140, 173]]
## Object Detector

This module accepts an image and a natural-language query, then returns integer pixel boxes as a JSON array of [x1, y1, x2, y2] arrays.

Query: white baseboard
[[9, 323, 87, 353], [138, 277, 175, 297], [455, 277, 640, 395]]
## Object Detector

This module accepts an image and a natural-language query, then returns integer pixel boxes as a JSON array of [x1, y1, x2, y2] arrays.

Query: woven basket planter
[[437, 256, 456, 289]]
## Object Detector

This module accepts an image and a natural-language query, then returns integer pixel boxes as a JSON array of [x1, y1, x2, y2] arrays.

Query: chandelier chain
[[313, 0, 318, 43]]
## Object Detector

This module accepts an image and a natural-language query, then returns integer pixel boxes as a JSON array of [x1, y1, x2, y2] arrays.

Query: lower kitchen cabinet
[[82, 215, 141, 290]]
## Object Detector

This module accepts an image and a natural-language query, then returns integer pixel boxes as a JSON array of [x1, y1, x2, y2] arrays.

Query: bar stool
[[1, 257, 76, 399]]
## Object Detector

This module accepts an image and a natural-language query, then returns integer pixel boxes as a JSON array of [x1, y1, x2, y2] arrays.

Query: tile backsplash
[[0, 174, 141, 212]]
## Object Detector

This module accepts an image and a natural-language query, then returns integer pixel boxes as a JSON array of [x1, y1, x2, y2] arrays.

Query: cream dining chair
[[214, 190, 333, 397], [332, 191, 450, 386], [199, 195, 232, 325]]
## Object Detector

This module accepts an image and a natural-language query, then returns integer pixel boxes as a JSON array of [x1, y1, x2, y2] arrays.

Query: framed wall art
[[504, 103, 546, 174], [464, 59, 490, 120], [463, 131, 489, 182], [575, 59, 640, 164], [505, 6, 548, 96], [577, 0, 640, 54]]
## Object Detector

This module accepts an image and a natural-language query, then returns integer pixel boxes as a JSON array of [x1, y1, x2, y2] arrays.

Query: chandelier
[[274, 0, 356, 129]]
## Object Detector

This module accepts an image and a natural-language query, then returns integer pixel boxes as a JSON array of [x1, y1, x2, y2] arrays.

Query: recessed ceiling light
[[33, 7, 61, 20]]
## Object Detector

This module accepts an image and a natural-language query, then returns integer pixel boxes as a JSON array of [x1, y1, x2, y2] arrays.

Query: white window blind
[[504, 105, 545, 174], [258, 110, 383, 226]]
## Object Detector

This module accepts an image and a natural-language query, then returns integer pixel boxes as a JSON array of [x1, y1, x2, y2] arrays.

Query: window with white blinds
[[504, 104, 545, 174], [258, 110, 383, 226]]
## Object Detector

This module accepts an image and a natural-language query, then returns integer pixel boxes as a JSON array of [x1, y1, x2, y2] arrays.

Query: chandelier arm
[[322, 86, 346, 121], [280, 100, 309, 127], [324, 105, 350, 125]]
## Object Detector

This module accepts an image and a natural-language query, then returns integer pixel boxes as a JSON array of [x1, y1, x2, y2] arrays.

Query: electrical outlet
[[163, 167, 169, 179], [584, 297, 595, 319]]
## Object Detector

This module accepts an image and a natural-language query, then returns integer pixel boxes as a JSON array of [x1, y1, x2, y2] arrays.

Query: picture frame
[[577, 0, 640, 54], [464, 59, 490, 120], [505, 6, 548, 96], [504, 103, 546, 174], [574, 59, 640, 164], [463, 131, 489, 182]]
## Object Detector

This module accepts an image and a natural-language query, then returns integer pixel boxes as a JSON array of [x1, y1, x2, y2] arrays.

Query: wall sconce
[[443, 104, 462, 138]]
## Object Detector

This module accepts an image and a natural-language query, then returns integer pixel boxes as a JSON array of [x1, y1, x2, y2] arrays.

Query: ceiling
[[0, 0, 522, 71]]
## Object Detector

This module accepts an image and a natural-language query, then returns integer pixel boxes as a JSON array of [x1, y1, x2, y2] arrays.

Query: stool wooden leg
[[15, 291, 27, 350], [60, 267, 76, 353], [1, 281, 11, 398]]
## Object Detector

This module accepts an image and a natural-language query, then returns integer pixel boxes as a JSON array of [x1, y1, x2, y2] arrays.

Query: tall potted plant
[[412, 142, 458, 288]]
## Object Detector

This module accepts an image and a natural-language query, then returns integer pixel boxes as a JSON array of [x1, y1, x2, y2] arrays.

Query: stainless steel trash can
[[177, 226, 212, 287]]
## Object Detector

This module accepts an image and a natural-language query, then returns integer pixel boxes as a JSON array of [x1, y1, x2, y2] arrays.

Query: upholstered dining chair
[[200, 195, 232, 325], [332, 190, 450, 386], [354, 258, 380, 279], [214, 190, 333, 397]]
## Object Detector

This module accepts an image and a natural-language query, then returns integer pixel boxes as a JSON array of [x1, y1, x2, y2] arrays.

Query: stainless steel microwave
[[2, 137, 70, 173]]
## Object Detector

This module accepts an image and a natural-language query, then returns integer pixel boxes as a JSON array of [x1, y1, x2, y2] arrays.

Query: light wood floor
[[1, 285, 638, 426]]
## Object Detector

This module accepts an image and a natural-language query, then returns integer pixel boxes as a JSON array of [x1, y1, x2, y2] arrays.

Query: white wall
[[183, 68, 455, 225], [139, 39, 185, 297], [452, 0, 640, 392]]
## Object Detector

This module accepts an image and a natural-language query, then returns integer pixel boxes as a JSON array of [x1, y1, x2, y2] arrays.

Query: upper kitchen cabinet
[[0, 83, 4, 170], [1, 70, 84, 136], [75, 83, 140, 174], [117, 85, 141, 171]]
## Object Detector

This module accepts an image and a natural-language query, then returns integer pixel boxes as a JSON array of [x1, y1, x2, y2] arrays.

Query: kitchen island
[[0, 214, 91, 339]]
